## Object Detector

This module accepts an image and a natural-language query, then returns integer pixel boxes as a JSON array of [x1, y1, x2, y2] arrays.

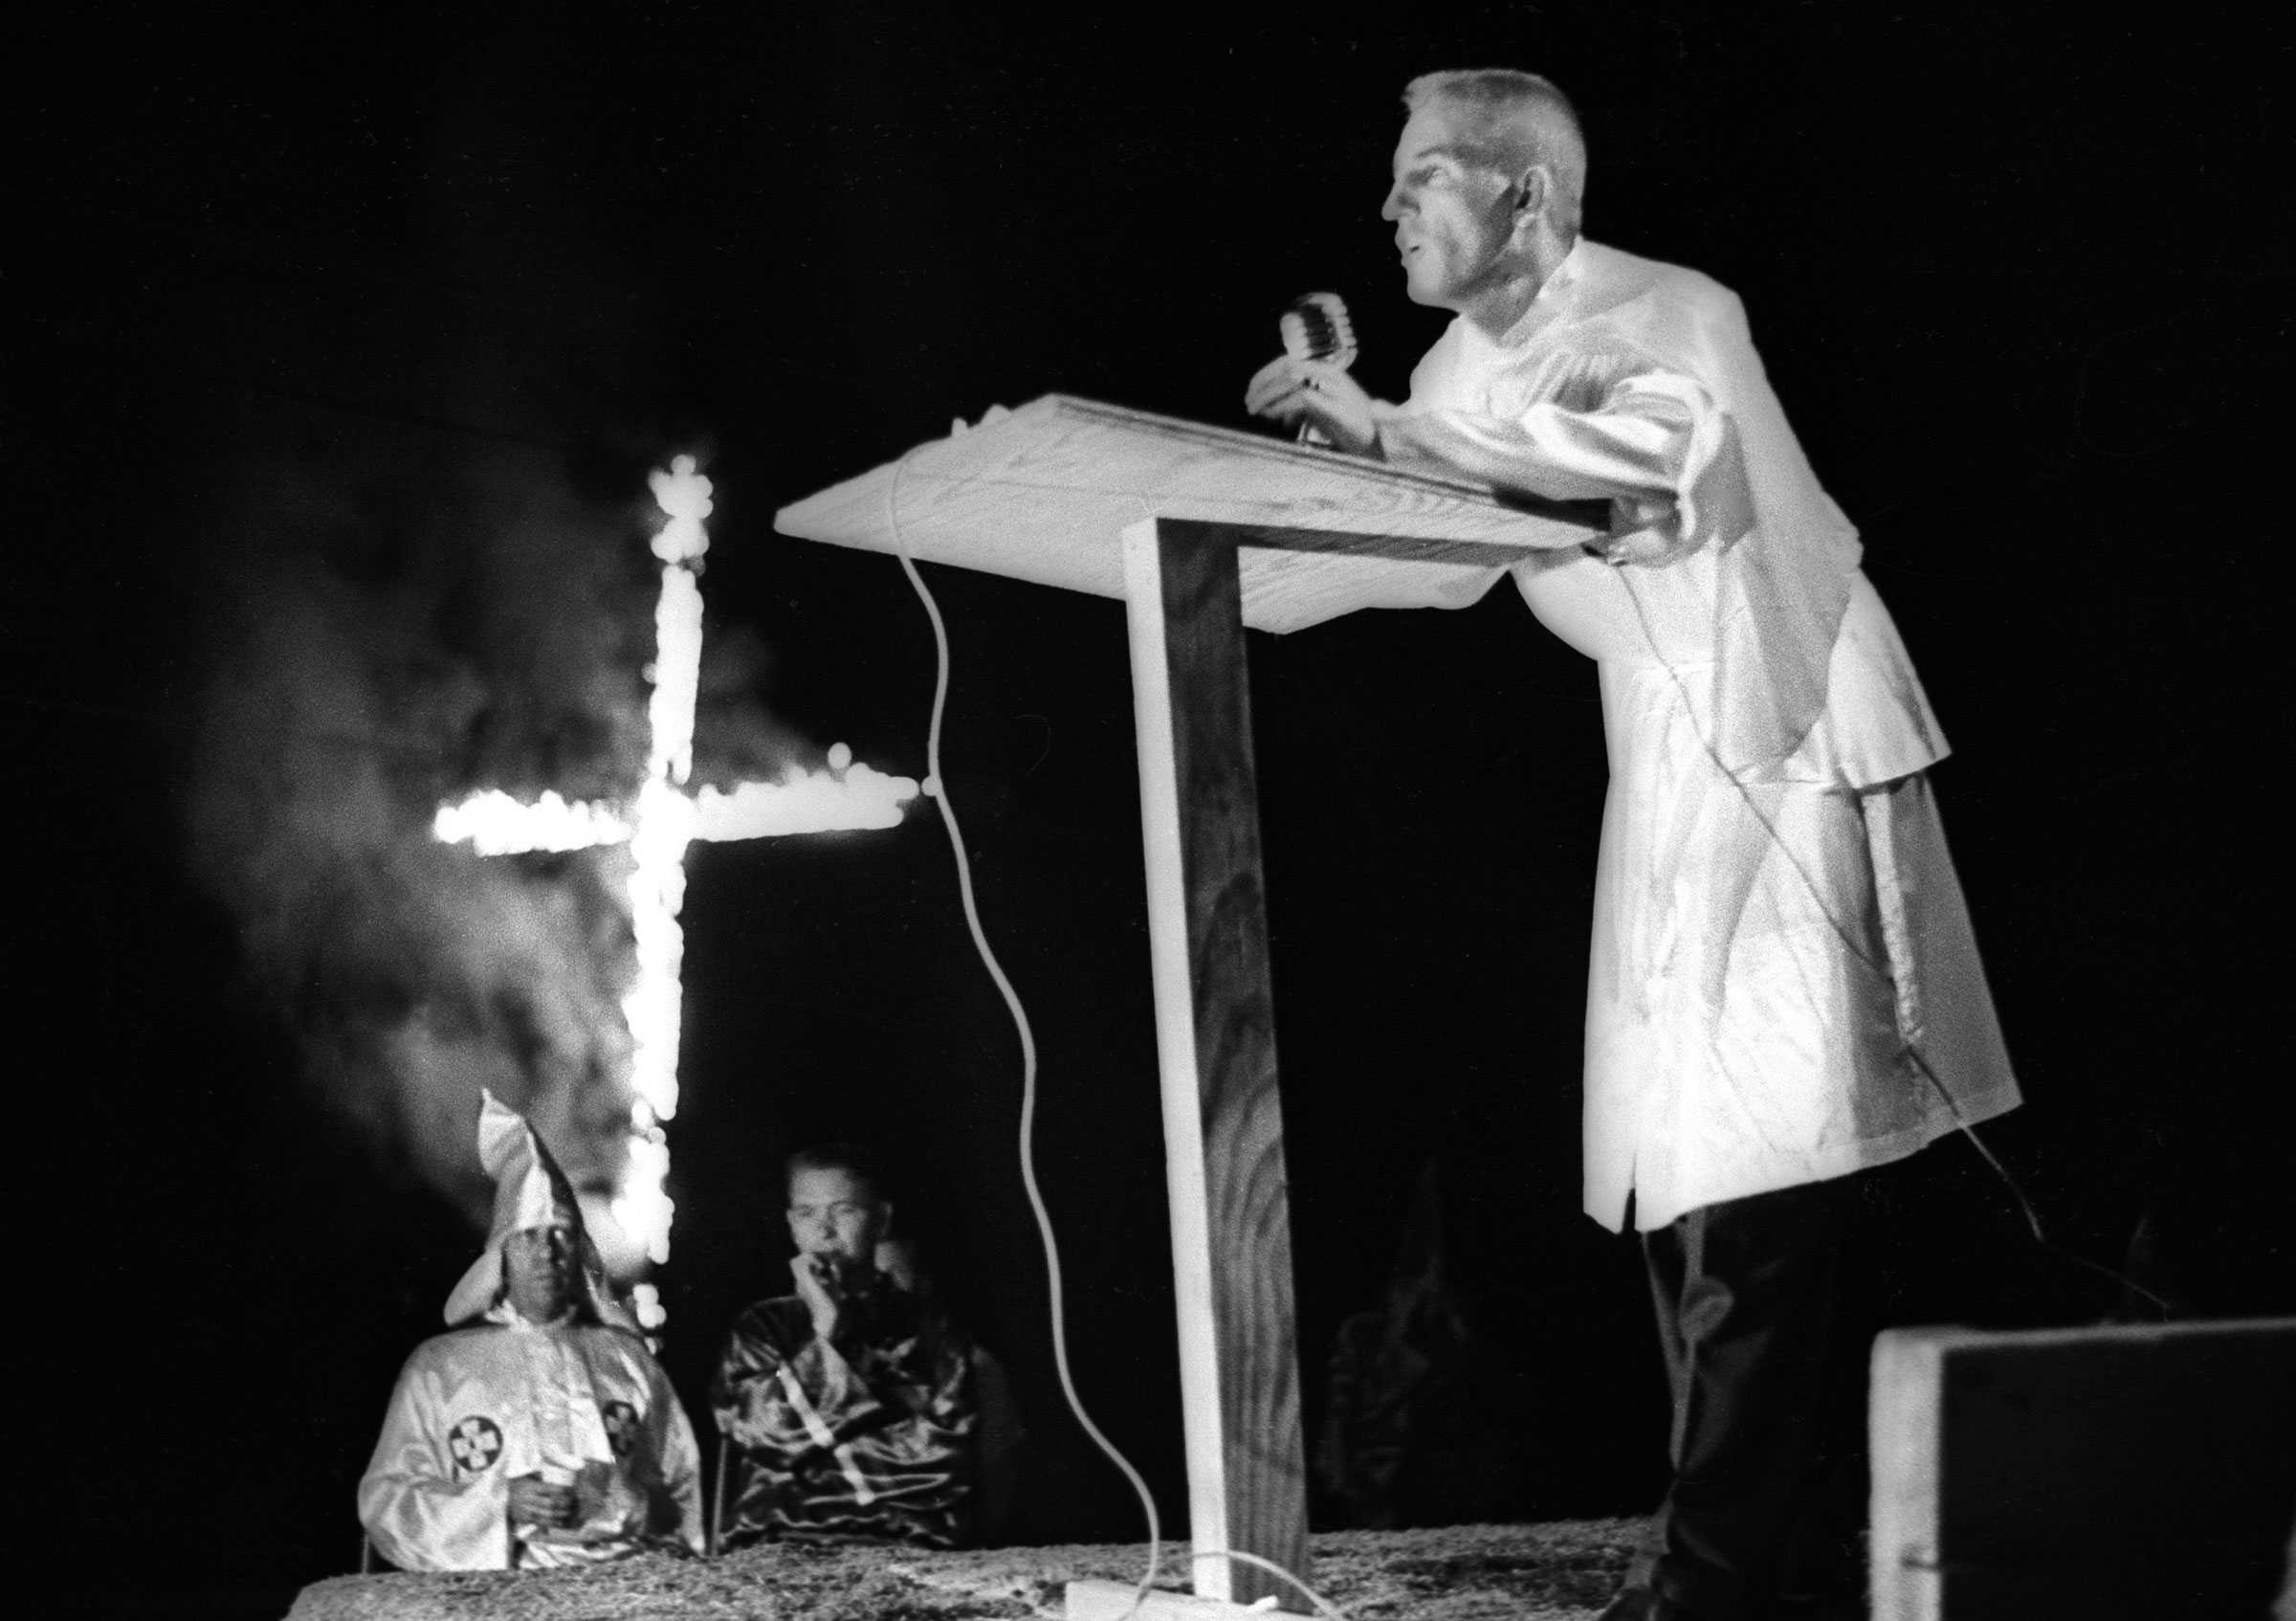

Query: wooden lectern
[[777, 395, 1604, 1610]]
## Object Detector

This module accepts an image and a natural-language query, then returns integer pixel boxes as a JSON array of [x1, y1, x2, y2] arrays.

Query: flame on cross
[[432, 455, 917, 1327]]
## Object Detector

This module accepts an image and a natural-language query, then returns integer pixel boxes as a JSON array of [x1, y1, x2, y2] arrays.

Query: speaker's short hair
[[1402, 69, 1586, 238]]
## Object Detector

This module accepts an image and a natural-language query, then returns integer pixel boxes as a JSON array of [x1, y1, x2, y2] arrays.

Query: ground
[[287, 1521, 1644, 1620]]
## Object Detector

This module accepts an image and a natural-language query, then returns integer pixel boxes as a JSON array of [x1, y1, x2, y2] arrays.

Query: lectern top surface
[[773, 394, 1605, 633]]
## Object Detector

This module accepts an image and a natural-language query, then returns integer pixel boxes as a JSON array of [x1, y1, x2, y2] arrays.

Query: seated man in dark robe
[[711, 1144, 978, 1548]]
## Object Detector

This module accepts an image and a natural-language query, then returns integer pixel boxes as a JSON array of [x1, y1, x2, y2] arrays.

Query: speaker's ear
[[1512, 166, 1551, 218]]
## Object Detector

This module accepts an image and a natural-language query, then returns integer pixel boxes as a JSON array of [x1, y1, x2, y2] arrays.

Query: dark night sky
[[11, 4, 2291, 1617]]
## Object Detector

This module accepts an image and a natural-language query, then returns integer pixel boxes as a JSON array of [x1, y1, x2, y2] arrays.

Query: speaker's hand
[[1245, 357, 1380, 455]]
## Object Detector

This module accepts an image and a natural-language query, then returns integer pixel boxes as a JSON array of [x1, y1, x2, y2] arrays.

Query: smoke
[[180, 413, 796, 1238]]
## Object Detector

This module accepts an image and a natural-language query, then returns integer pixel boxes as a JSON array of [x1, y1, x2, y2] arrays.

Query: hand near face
[[1245, 357, 1380, 455], [507, 1475, 577, 1528], [791, 1253, 844, 1342]]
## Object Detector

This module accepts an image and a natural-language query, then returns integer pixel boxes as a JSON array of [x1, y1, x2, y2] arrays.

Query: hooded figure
[[358, 1092, 703, 1571], [441, 1090, 632, 1331]]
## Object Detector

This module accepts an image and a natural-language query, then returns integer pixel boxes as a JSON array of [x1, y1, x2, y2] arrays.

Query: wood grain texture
[[775, 395, 1607, 633], [1122, 521, 1310, 1608], [1159, 526, 1309, 1609]]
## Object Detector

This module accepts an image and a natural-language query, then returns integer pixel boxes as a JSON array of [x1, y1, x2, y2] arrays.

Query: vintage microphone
[[1279, 291, 1357, 446]]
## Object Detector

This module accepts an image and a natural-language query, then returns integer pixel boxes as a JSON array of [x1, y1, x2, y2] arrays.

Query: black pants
[[1627, 1174, 1869, 1620]]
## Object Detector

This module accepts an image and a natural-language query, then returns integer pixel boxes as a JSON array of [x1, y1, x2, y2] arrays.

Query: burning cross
[[432, 456, 917, 1324]]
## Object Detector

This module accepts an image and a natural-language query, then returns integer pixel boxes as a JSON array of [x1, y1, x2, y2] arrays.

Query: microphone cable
[[1598, 555, 2167, 1312], [872, 400, 2133, 1617], [1268, 286, 2166, 1312], [882, 447, 1359, 1619]]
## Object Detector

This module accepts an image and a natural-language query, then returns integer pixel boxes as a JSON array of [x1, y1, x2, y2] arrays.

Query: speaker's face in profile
[[786, 1165, 891, 1271], [1381, 100, 1520, 315]]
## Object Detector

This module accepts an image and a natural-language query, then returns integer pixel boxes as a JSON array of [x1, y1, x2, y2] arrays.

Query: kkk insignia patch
[[448, 1415, 503, 1476], [602, 1401, 638, 1457]]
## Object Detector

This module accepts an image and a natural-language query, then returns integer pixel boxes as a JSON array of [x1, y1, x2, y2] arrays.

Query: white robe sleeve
[[1380, 287, 1865, 777], [1358, 358, 1726, 555], [1376, 366, 1709, 519], [357, 1350, 510, 1572]]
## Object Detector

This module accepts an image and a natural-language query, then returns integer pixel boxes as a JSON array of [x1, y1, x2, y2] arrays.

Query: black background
[[11, 4, 2289, 1616]]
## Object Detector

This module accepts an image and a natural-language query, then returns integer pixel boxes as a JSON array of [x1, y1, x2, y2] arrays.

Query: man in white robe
[[359, 1091, 704, 1571], [1248, 69, 2020, 1621]]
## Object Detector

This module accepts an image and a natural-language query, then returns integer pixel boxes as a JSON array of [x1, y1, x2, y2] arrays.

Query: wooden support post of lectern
[[776, 396, 1605, 1610], [1125, 519, 1305, 1606]]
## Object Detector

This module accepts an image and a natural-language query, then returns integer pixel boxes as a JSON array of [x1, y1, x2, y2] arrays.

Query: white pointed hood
[[442, 1090, 633, 1330]]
